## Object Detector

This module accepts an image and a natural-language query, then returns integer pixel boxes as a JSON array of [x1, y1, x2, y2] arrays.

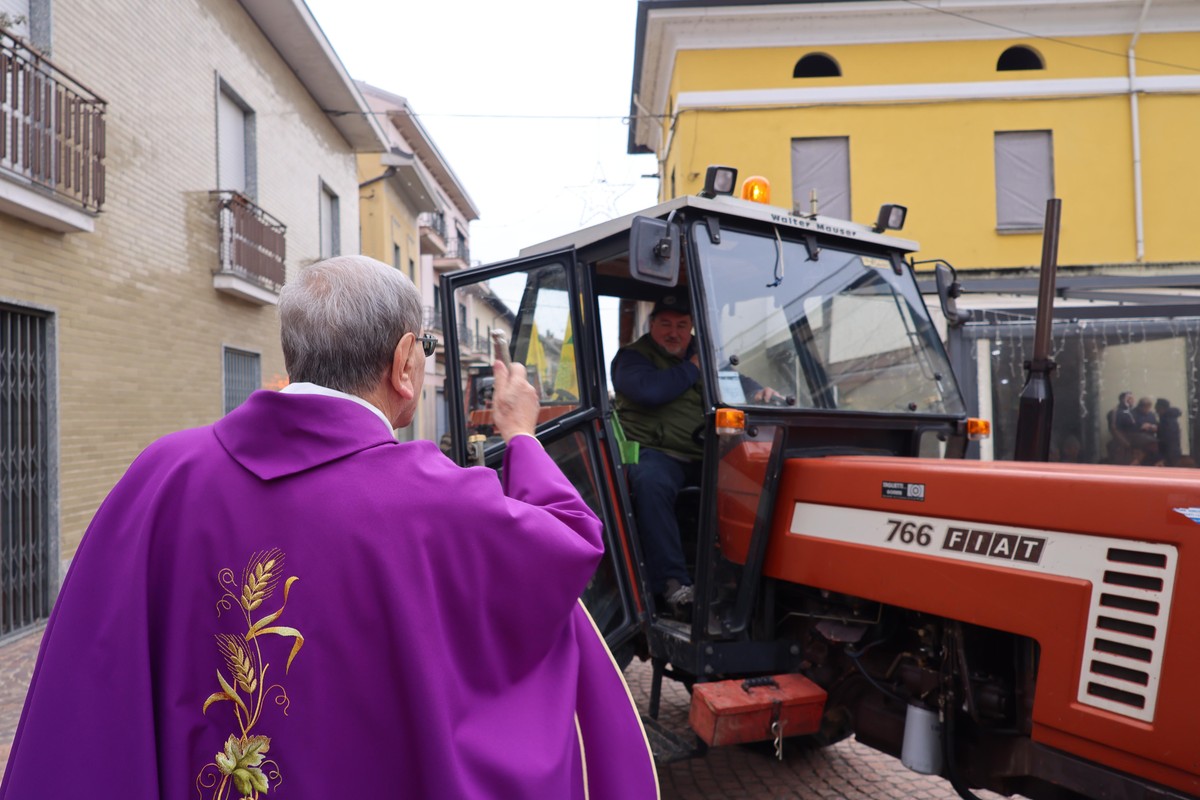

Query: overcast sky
[[303, 0, 661, 266]]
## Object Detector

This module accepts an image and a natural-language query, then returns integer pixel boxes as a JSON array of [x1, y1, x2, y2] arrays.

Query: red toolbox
[[689, 674, 827, 747]]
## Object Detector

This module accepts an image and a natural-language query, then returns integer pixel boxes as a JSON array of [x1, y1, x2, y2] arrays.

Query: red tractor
[[440, 168, 1199, 800]]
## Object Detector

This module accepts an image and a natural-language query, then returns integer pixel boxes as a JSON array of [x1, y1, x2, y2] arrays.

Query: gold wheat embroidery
[[196, 549, 304, 799]]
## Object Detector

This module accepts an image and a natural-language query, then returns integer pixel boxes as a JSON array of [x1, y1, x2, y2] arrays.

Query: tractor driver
[[612, 294, 778, 615]]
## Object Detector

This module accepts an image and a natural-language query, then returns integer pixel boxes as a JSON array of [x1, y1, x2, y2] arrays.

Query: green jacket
[[612, 334, 704, 461]]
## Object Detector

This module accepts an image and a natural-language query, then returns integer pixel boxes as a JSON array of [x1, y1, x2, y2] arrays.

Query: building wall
[[1140, 89, 1200, 255], [0, 0, 361, 557], [660, 30, 1200, 270], [357, 154, 396, 266], [355, 154, 437, 442]]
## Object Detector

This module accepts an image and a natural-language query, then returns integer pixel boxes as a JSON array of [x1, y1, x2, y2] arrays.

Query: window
[[319, 183, 340, 259], [455, 229, 468, 263], [793, 53, 841, 78], [994, 131, 1053, 230], [997, 45, 1044, 71], [393, 244, 401, 270], [962, 316, 1197, 467], [436, 388, 447, 441], [694, 228, 963, 415], [223, 347, 260, 414], [217, 83, 255, 197], [1, 0, 50, 51], [0, 2, 29, 39], [453, 262, 579, 429], [791, 137, 850, 219]]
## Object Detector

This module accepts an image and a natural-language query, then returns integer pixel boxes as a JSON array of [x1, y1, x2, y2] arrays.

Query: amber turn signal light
[[716, 408, 746, 435]]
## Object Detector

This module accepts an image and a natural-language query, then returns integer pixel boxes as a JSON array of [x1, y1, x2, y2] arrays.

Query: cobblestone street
[[0, 625, 1010, 798], [622, 657, 1012, 800]]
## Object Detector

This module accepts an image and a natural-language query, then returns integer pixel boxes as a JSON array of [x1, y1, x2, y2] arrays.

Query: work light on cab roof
[[699, 165, 770, 204]]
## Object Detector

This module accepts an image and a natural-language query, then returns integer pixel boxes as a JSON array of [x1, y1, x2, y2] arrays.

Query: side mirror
[[935, 263, 972, 327], [629, 216, 679, 287]]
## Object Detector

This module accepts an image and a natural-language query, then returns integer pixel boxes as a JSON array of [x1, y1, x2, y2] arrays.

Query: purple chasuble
[[0, 390, 658, 799]]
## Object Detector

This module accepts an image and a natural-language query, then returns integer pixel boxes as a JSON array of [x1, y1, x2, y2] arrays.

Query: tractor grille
[[1078, 545, 1176, 722]]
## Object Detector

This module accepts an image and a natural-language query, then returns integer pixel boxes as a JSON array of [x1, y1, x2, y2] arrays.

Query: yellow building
[[629, 0, 1200, 465], [354, 83, 481, 443]]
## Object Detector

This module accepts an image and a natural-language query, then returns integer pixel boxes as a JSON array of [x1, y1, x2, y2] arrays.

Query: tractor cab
[[440, 167, 971, 666]]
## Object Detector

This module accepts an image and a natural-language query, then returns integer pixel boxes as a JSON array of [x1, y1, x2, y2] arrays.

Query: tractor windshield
[[694, 223, 965, 415]]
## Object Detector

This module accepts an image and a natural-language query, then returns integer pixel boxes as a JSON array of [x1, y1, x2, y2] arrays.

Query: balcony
[[423, 305, 443, 333], [433, 240, 470, 272], [0, 29, 106, 232], [418, 211, 446, 255], [458, 325, 491, 365], [212, 191, 287, 305]]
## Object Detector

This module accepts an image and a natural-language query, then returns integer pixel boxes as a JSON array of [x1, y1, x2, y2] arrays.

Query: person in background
[[0, 255, 657, 799], [1107, 391, 1135, 463], [1051, 434, 1084, 463], [1155, 398, 1183, 467], [1134, 396, 1159, 433], [1113, 391, 1158, 464]]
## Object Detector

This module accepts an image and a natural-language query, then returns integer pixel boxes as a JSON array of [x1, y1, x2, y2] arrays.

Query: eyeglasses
[[417, 333, 438, 357]]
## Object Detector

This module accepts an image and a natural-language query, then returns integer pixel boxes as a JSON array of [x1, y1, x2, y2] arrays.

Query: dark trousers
[[629, 448, 701, 594]]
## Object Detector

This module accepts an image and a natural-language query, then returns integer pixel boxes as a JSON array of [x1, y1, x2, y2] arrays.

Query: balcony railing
[[423, 305, 443, 332], [458, 325, 492, 358], [0, 29, 106, 212], [434, 240, 470, 269], [212, 191, 287, 294], [418, 210, 446, 240], [447, 240, 469, 265]]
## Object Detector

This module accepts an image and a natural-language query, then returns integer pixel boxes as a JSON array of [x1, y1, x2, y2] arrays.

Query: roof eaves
[[239, 0, 389, 152], [358, 81, 481, 221], [627, 0, 877, 155]]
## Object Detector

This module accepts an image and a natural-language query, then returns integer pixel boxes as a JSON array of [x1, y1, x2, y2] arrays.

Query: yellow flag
[[524, 321, 548, 397], [553, 316, 579, 400]]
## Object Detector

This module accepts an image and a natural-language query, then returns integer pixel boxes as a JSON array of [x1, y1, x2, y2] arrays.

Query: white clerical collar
[[281, 382, 397, 439]]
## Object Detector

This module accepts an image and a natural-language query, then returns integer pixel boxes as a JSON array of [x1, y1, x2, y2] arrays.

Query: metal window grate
[[0, 305, 52, 636], [223, 347, 260, 415]]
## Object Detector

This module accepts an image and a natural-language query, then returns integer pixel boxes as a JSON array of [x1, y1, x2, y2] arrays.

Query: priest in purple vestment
[[0, 255, 658, 799]]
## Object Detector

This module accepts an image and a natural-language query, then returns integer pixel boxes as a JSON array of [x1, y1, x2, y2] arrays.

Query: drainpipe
[[358, 166, 396, 190], [359, 147, 417, 190], [1128, 0, 1153, 263]]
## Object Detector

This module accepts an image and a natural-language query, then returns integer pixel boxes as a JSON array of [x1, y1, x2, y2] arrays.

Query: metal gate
[[0, 304, 53, 636]]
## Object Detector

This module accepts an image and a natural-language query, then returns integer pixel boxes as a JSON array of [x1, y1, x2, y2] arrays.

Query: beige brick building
[[0, 0, 387, 634]]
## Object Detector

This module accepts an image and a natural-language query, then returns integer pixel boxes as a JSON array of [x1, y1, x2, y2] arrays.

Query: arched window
[[793, 53, 841, 79], [997, 45, 1044, 71]]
